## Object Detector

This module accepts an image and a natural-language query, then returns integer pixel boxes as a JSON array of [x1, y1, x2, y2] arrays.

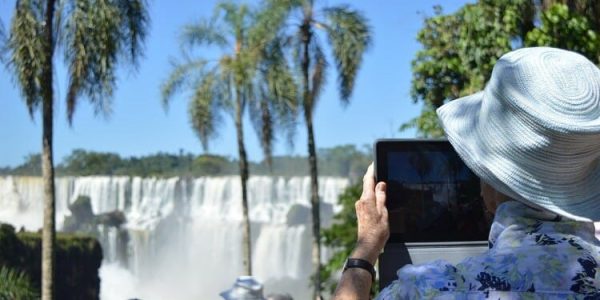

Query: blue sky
[[0, 0, 468, 168]]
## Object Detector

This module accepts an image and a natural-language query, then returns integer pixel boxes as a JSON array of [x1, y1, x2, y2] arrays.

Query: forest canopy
[[0, 144, 371, 179]]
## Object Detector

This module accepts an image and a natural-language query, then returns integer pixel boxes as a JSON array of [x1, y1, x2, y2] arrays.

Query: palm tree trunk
[[301, 23, 322, 300], [306, 110, 321, 300], [41, 0, 57, 299], [235, 93, 252, 276]]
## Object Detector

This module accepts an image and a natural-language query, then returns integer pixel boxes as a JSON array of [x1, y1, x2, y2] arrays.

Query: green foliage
[[267, 0, 373, 110], [318, 144, 372, 180], [8, 0, 46, 115], [7, 0, 149, 122], [250, 27, 299, 166], [0, 266, 38, 300], [323, 5, 372, 102], [526, 3, 600, 62], [162, 0, 297, 165], [60, 149, 123, 176], [8, 154, 42, 176], [406, 0, 600, 137], [62, 0, 149, 122], [410, 6, 464, 111], [399, 105, 445, 138], [192, 154, 235, 176], [320, 183, 378, 296], [122, 152, 196, 177], [0, 224, 102, 299], [0, 145, 371, 178]]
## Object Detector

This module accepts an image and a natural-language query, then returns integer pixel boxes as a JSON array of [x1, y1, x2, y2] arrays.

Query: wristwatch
[[343, 258, 376, 282]]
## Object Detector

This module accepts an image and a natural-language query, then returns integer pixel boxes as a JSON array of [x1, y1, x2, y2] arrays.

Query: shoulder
[[377, 260, 458, 300]]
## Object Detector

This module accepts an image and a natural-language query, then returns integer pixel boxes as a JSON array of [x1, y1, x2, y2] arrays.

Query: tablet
[[375, 139, 489, 243]]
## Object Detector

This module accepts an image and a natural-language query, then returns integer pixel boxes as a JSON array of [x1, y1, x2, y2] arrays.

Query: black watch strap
[[343, 258, 376, 282]]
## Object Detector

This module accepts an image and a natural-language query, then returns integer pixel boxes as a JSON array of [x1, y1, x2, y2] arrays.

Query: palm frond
[[161, 58, 206, 110], [0, 18, 7, 63], [290, 28, 304, 83], [85, 0, 121, 117], [0, 266, 38, 300], [309, 41, 327, 110], [250, 95, 274, 168], [8, 0, 46, 117], [63, 0, 149, 124], [322, 5, 372, 103], [217, 55, 236, 113], [117, 0, 149, 66], [216, 1, 249, 38], [188, 71, 223, 151], [64, 0, 91, 123], [265, 0, 304, 10], [180, 19, 229, 50], [248, 0, 294, 52], [52, 0, 67, 52], [251, 36, 299, 167]]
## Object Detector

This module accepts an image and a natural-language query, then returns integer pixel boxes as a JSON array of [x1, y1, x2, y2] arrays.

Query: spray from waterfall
[[0, 176, 349, 299]]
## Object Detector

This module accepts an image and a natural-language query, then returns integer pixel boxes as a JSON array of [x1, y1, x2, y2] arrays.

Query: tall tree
[[161, 1, 296, 276], [5, 0, 148, 298], [406, 0, 600, 137], [525, 3, 600, 60], [265, 1, 372, 298]]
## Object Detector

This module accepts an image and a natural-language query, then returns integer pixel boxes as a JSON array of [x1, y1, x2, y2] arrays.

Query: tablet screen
[[376, 140, 490, 243]]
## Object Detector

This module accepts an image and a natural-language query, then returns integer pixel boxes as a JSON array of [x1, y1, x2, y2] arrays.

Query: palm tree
[[161, 1, 296, 276], [264, 1, 372, 297], [5, 1, 148, 298]]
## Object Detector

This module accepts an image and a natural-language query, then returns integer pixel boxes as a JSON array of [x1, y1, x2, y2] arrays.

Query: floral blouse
[[377, 201, 600, 299]]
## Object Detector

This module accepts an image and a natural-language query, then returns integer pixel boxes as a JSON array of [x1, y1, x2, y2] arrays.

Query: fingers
[[375, 182, 387, 215], [361, 163, 375, 199]]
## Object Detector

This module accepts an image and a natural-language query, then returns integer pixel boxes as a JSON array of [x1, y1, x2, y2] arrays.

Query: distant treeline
[[1, 144, 372, 180]]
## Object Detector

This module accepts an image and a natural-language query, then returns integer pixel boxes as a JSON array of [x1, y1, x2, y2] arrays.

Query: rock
[[95, 210, 126, 228]]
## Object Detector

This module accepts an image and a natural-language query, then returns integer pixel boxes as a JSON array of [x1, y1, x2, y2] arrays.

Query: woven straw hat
[[437, 47, 600, 222]]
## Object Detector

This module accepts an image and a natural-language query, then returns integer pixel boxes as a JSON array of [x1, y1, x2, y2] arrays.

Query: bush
[[0, 266, 38, 300], [0, 224, 103, 300]]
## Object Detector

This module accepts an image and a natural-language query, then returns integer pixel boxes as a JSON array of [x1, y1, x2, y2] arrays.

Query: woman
[[334, 47, 600, 299]]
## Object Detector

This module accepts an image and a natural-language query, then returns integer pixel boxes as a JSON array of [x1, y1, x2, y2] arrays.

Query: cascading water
[[0, 175, 349, 299]]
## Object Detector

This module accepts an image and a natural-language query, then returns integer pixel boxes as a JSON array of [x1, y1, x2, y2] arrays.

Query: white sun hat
[[220, 276, 266, 300], [437, 47, 600, 222]]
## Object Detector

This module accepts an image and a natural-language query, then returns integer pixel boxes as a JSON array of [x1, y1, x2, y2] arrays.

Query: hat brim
[[220, 288, 266, 300], [437, 92, 600, 222]]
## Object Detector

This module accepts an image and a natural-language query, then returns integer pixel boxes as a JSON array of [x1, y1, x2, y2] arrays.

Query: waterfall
[[0, 175, 349, 299]]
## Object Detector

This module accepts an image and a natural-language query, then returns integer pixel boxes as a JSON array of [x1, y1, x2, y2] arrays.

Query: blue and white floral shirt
[[377, 201, 600, 299]]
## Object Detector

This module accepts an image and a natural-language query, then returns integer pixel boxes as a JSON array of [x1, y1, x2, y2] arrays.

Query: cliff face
[[0, 224, 103, 300]]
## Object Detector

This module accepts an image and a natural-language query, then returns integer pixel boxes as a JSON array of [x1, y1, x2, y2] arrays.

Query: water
[[0, 175, 349, 299]]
